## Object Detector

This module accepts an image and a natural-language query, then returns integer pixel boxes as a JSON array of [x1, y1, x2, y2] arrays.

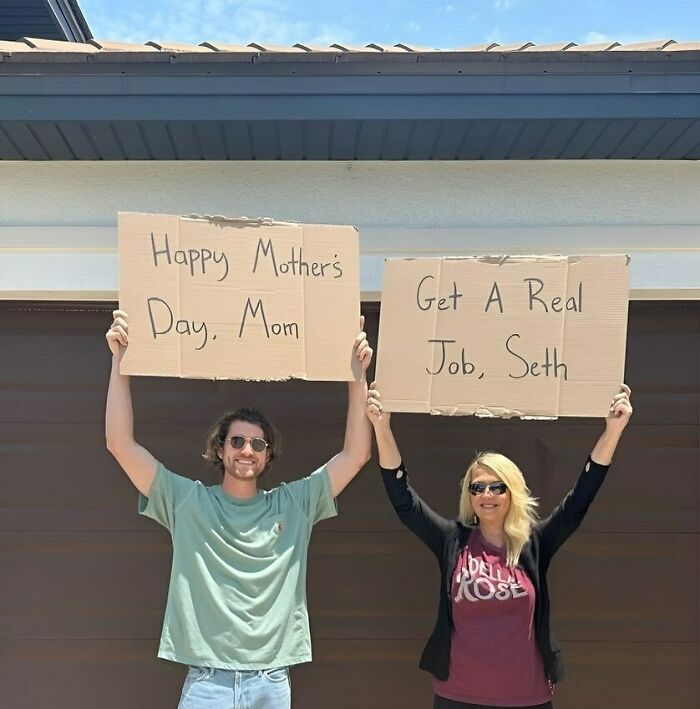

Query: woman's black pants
[[434, 696, 553, 709]]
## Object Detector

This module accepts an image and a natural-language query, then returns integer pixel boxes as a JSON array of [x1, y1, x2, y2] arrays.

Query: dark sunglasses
[[469, 481, 508, 496], [227, 435, 269, 453]]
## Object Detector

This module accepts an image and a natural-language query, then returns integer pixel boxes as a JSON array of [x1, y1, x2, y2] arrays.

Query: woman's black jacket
[[380, 456, 609, 684]]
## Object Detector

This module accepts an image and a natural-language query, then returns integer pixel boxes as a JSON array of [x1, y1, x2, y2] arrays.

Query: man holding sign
[[105, 310, 372, 709]]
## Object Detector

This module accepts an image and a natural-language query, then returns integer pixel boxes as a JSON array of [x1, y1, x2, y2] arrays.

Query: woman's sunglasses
[[227, 435, 269, 453], [468, 481, 508, 496]]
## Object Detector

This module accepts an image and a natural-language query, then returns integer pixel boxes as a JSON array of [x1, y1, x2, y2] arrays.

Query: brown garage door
[[1, 301, 698, 709]]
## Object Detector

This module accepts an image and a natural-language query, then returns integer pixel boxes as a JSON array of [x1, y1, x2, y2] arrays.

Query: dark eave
[[0, 1, 92, 43], [1, 38, 699, 160]]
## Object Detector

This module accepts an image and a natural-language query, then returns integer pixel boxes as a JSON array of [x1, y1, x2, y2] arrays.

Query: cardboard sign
[[375, 255, 629, 418], [118, 213, 360, 381]]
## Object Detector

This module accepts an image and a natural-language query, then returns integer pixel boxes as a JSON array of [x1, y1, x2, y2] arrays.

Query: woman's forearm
[[590, 427, 623, 466], [373, 421, 402, 469]]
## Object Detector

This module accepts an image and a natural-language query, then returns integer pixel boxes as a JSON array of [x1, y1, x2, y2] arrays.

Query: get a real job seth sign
[[374, 254, 629, 419]]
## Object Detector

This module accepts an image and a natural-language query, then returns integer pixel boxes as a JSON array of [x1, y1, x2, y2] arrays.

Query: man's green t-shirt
[[138, 462, 337, 670]]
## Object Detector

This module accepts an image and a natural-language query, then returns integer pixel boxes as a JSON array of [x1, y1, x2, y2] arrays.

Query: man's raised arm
[[105, 310, 158, 497], [326, 316, 373, 497]]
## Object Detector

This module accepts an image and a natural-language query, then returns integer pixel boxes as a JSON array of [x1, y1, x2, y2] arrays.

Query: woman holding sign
[[366, 383, 632, 709]]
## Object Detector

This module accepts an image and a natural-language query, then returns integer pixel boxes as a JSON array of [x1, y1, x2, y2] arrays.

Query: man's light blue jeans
[[178, 666, 291, 709]]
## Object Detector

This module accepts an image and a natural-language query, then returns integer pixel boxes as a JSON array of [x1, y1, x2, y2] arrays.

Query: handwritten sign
[[118, 212, 360, 381], [375, 255, 629, 418]]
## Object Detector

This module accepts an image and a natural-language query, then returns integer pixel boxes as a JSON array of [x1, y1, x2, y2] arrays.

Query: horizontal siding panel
[[0, 301, 697, 709]]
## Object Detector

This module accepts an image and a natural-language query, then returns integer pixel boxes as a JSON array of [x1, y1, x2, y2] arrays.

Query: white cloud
[[406, 21, 421, 32], [580, 30, 669, 46], [485, 26, 505, 45], [493, 0, 514, 9], [438, 4, 454, 12], [583, 31, 613, 44], [308, 22, 358, 47], [82, 0, 358, 48]]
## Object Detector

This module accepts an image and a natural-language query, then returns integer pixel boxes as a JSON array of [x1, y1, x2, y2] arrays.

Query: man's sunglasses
[[468, 481, 508, 496], [227, 435, 269, 453]]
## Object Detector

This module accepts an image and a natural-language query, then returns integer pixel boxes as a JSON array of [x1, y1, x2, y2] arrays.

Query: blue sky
[[78, 0, 699, 48]]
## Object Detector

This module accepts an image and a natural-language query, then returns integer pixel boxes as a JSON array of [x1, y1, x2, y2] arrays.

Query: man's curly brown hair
[[202, 408, 281, 475]]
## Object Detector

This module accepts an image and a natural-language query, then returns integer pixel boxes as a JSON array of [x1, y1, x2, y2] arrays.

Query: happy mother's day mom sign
[[375, 255, 629, 418], [118, 212, 360, 381]]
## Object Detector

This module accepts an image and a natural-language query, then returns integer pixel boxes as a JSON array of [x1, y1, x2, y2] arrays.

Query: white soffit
[[1, 226, 699, 301]]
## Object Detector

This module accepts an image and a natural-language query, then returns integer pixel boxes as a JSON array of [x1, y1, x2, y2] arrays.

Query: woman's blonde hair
[[459, 452, 539, 567]]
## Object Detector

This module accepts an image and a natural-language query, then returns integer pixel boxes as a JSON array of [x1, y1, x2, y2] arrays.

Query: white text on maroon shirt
[[455, 555, 529, 602]]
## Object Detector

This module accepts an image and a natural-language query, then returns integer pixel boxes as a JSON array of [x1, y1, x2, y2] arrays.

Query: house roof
[[1, 37, 699, 160], [2, 37, 699, 55]]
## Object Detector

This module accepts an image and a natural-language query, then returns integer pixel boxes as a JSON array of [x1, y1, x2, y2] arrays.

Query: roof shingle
[[0, 37, 698, 57]]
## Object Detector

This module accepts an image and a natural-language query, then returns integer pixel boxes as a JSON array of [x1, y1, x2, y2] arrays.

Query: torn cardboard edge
[[182, 213, 360, 233], [388, 253, 632, 265], [428, 406, 558, 420]]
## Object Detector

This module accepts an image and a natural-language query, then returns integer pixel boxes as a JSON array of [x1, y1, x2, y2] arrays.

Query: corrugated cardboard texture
[[118, 212, 360, 381], [375, 255, 629, 418]]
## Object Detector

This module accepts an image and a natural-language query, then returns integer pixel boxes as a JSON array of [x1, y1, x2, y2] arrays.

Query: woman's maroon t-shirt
[[433, 530, 553, 707]]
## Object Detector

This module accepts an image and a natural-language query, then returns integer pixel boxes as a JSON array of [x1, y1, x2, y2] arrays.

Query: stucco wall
[[1, 160, 699, 299], [2, 160, 699, 228]]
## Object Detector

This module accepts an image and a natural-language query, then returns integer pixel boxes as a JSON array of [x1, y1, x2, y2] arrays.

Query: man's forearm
[[327, 376, 372, 497], [342, 376, 372, 465], [105, 355, 135, 452]]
